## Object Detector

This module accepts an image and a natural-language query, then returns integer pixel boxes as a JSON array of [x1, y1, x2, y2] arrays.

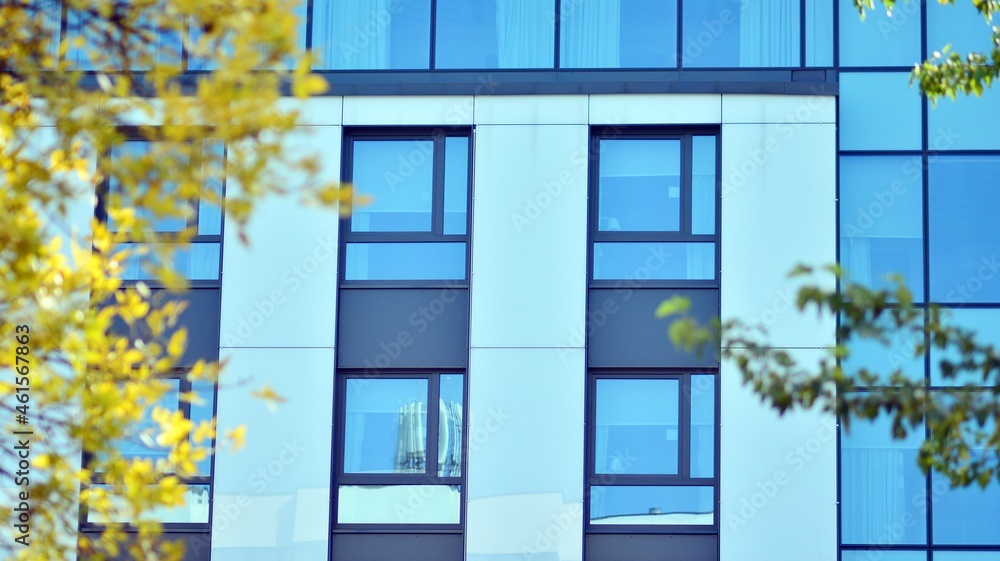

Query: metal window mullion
[[679, 373, 692, 479], [431, 136, 446, 235], [681, 134, 693, 236], [426, 373, 441, 478]]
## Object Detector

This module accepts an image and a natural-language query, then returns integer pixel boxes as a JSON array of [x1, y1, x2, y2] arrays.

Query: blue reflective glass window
[[435, 0, 554, 69], [692, 136, 717, 235], [590, 486, 714, 525], [927, 0, 995, 59], [352, 140, 435, 232], [841, 311, 925, 384], [934, 553, 1000, 561], [65, 5, 183, 70], [840, 414, 927, 545], [443, 137, 469, 235], [805, 0, 833, 66], [593, 242, 715, 280], [345, 242, 466, 281], [838, 0, 921, 66], [930, 309, 1000, 386], [690, 375, 715, 478], [840, 73, 922, 150], [928, 87, 1000, 150], [929, 156, 1000, 303], [682, 0, 800, 68], [841, 552, 926, 561], [119, 243, 221, 281], [840, 156, 924, 297], [933, 472, 1000, 545], [599, 139, 681, 232], [311, 0, 431, 70], [344, 378, 429, 474], [596, 379, 680, 475], [560, 0, 677, 68], [438, 374, 464, 477], [115, 379, 181, 465]]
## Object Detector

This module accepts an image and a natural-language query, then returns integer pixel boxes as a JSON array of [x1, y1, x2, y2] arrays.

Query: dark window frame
[[332, 369, 468, 532], [94, 128, 225, 289], [339, 127, 473, 288], [587, 126, 721, 289], [79, 369, 218, 533], [585, 369, 720, 535]]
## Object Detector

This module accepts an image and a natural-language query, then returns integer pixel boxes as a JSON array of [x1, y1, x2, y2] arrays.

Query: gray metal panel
[[337, 288, 470, 369], [79, 531, 212, 561], [107, 288, 221, 366], [586, 533, 718, 561], [331, 533, 463, 561], [587, 289, 719, 368]]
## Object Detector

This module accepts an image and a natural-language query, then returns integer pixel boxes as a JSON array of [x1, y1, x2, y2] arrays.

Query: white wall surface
[[720, 95, 838, 561], [213, 100, 343, 560]]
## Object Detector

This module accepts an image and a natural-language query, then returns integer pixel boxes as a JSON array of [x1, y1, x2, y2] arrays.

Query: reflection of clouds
[[591, 512, 712, 525]]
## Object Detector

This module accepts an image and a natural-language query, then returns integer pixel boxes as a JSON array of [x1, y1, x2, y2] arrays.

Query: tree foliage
[[662, 267, 1000, 489], [856, 0, 1000, 99], [1, 1, 340, 559]]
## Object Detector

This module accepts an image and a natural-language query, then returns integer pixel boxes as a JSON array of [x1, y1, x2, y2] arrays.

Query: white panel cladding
[[589, 94, 722, 125], [219, 125, 341, 349], [720, 113, 837, 561], [466, 347, 585, 561], [721, 93, 836, 124], [474, 95, 589, 125], [343, 95, 475, 126], [210, 347, 334, 559], [719, 350, 837, 561], [469, 124, 589, 348], [720, 121, 836, 348]]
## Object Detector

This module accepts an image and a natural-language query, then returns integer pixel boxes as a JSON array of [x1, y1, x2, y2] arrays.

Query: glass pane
[[840, 414, 927, 545], [435, 0, 554, 69], [593, 242, 715, 281], [311, 0, 431, 69], [198, 139, 225, 236], [933, 472, 1000, 544], [839, 156, 924, 297], [929, 156, 1000, 303], [443, 137, 469, 235], [344, 378, 428, 474], [109, 141, 188, 234], [87, 484, 211, 524], [115, 379, 181, 465], [337, 485, 461, 524], [838, 0, 921, 67], [805, 0, 833, 66], [930, 309, 1000, 386], [841, 310, 925, 385], [65, 4, 183, 70], [841, 552, 926, 561], [560, 0, 677, 68], [935, 553, 1000, 561], [190, 380, 215, 477], [682, 0, 800, 68], [590, 486, 713, 525], [595, 379, 679, 475], [927, 0, 995, 59], [928, 87, 1000, 150], [438, 374, 464, 477], [691, 136, 717, 235], [840, 73, 922, 150], [352, 140, 434, 232], [118, 243, 221, 281], [345, 242, 466, 281], [598, 139, 681, 232], [690, 375, 715, 478]]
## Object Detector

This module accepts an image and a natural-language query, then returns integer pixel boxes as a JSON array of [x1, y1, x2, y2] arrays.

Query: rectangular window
[[590, 130, 718, 284], [587, 373, 717, 529], [335, 372, 465, 526], [311, 0, 431, 70], [559, 0, 678, 68], [98, 136, 224, 284], [82, 373, 216, 526], [435, 0, 554, 69], [342, 130, 471, 282], [682, 0, 800, 67]]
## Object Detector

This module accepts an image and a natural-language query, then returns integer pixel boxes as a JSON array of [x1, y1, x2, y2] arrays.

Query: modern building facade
[[30, 1, 1000, 560]]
